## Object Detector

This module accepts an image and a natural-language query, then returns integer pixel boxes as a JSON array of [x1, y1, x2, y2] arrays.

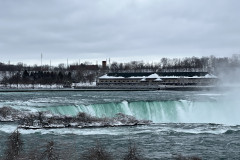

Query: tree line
[[1, 55, 240, 85], [109, 55, 240, 73], [1, 55, 240, 73], [1, 71, 73, 87]]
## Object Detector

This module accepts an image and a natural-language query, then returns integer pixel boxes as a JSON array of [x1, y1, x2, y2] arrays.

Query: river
[[0, 90, 240, 159]]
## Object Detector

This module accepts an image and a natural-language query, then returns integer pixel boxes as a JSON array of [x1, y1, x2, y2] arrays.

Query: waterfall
[[42, 100, 240, 125]]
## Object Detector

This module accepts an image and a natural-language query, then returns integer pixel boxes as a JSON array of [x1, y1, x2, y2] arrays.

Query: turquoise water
[[0, 90, 240, 159], [40, 100, 238, 124]]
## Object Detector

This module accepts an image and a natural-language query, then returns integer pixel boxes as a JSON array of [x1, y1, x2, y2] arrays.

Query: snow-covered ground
[[0, 82, 96, 89], [0, 84, 64, 89], [72, 82, 96, 87]]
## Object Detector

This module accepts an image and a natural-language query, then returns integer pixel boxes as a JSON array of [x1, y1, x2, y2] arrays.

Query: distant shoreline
[[0, 88, 155, 92], [0, 85, 222, 92]]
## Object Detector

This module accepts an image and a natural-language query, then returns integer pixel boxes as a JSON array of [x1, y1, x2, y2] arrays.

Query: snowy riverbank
[[0, 82, 96, 89]]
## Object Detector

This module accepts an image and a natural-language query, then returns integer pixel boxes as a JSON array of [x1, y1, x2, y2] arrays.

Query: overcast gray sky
[[0, 0, 240, 65]]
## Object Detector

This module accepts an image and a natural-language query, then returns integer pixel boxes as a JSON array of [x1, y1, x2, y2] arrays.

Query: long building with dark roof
[[97, 72, 218, 87]]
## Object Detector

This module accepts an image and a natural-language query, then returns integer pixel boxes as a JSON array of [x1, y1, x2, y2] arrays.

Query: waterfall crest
[[42, 100, 239, 125]]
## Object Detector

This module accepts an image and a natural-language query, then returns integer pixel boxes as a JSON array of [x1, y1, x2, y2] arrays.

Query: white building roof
[[159, 74, 218, 79], [204, 74, 218, 78], [147, 73, 161, 79], [99, 73, 218, 80], [99, 74, 125, 79], [140, 78, 146, 81], [159, 76, 179, 79], [129, 76, 145, 79], [154, 78, 162, 81]]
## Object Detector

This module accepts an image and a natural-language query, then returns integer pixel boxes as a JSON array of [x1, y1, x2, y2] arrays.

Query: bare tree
[[123, 142, 143, 160], [4, 128, 23, 160], [82, 141, 112, 160], [39, 141, 59, 160]]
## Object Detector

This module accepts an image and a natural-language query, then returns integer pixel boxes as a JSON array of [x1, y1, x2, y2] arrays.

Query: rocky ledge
[[0, 107, 151, 129]]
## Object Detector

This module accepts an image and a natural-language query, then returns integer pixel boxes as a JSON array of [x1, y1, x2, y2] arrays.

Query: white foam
[[197, 93, 223, 96], [0, 124, 18, 133], [16, 128, 127, 136]]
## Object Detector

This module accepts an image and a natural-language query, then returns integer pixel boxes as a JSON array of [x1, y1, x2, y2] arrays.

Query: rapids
[[0, 90, 240, 159]]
